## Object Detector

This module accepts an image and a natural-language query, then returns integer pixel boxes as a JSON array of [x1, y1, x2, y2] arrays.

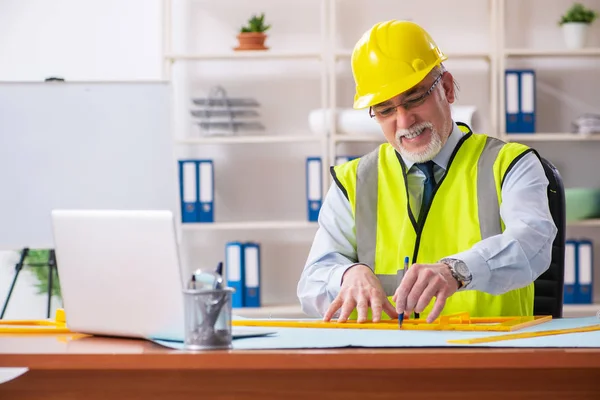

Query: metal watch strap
[[441, 258, 467, 289]]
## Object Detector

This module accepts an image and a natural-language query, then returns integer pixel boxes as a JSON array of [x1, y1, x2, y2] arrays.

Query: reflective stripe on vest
[[356, 136, 511, 297]]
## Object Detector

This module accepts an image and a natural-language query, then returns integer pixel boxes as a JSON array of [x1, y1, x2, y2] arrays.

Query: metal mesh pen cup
[[182, 287, 235, 351]]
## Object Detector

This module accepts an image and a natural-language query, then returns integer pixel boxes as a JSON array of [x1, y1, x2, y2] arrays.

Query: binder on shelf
[[197, 159, 214, 223], [519, 70, 536, 133], [505, 69, 536, 134], [563, 239, 578, 305], [225, 241, 244, 308], [178, 160, 198, 223], [306, 156, 322, 222], [243, 242, 261, 308], [577, 239, 593, 304]]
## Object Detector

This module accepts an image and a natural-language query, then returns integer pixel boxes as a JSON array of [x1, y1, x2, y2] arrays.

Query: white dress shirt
[[297, 123, 558, 317]]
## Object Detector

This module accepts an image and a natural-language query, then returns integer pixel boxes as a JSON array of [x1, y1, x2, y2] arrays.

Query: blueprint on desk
[[152, 316, 600, 350]]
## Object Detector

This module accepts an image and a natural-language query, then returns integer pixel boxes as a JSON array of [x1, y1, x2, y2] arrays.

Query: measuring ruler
[[447, 324, 600, 344], [232, 314, 551, 332]]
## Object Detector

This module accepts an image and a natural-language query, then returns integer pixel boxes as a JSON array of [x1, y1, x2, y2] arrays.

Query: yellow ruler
[[232, 314, 552, 332], [0, 308, 72, 334], [447, 324, 600, 344]]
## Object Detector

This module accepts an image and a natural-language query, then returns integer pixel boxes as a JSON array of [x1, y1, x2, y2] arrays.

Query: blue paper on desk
[[152, 317, 600, 350]]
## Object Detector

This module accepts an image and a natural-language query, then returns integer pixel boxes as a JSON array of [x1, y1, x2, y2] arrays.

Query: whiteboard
[[0, 82, 178, 249]]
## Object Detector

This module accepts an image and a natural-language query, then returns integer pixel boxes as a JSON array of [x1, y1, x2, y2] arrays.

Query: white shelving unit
[[164, 52, 323, 61], [505, 133, 600, 142], [162, 0, 598, 313], [497, 0, 600, 312], [332, 134, 385, 143], [176, 136, 324, 145], [497, 0, 600, 141], [181, 220, 318, 231], [162, 0, 501, 235], [504, 48, 600, 57], [162, 0, 331, 232], [161, 0, 329, 311]]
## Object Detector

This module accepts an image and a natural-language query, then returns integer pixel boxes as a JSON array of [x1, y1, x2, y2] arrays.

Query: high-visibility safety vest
[[331, 123, 536, 319]]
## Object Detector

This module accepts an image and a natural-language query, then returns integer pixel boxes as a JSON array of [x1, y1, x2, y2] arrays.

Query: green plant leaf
[[559, 3, 598, 25], [239, 12, 270, 33], [22, 249, 62, 298]]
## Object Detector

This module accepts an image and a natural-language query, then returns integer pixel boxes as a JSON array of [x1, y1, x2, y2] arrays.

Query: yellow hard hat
[[351, 20, 448, 109]]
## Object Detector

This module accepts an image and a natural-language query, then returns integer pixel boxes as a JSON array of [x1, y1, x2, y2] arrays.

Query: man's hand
[[392, 262, 460, 323], [323, 264, 397, 323]]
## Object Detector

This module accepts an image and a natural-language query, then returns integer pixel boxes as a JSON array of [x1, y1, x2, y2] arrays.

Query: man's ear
[[442, 71, 455, 104]]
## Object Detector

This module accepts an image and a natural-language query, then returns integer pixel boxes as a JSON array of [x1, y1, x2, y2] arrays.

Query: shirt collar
[[401, 122, 465, 172]]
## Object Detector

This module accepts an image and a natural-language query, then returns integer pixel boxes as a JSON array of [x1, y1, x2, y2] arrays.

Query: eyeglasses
[[369, 73, 443, 121]]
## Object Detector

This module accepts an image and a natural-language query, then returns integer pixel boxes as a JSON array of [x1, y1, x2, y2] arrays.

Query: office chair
[[533, 157, 566, 318]]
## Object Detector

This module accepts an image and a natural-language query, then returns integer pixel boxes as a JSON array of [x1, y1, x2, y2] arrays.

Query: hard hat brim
[[352, 60, 445, 110]]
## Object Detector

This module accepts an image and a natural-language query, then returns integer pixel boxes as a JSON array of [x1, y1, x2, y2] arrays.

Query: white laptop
[[51, 209, 188, 341]]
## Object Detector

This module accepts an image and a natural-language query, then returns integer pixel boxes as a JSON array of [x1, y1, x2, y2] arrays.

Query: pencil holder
[[182, 287, 235, 351]]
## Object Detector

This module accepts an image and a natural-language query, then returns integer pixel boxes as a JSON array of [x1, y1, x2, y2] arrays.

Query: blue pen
[[398, 256, 410, 328]]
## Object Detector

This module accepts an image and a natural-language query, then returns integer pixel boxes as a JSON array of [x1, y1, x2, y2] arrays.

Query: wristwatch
[[439, 258, 472, 289]]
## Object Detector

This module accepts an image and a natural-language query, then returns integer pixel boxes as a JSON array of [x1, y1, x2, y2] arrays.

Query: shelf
[[504, 133, 600, 142], [335, 50, 491, 60], [233, 304, 306, 319], [164, 51, 322, 61], [563, 304, 599, 318], [568, 219, 600, 227], [181, 220, 319, 231], [504, 48, 600, 57], [176, 135, 323, 145], [333, 134, 385, 143]]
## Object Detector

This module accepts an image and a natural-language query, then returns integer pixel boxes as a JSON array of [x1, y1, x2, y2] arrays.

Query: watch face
[[456, 262, 469, 278]]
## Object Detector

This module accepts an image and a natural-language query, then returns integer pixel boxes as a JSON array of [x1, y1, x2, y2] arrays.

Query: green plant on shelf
[[240, 13, 271, 33], [24, 249, 62, 299], [559, 3, 598, 25]]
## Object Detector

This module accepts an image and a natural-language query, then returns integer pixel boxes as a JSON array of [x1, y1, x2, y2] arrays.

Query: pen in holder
[[182, 286, 235, 351]]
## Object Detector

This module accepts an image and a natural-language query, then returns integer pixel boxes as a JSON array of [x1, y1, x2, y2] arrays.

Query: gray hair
[[432, 63, 460, 98]]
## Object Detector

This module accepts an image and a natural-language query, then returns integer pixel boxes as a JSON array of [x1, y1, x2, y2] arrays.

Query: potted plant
[[558, 3, 598, 49], [234, 13, 271, 51], [25, 249, 62, 300]]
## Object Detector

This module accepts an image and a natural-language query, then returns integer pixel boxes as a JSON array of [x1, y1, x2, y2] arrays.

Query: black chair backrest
[[533, 157, 566, 317]]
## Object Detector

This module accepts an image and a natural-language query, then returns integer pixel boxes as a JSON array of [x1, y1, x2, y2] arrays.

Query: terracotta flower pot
[[234, 32, 268, 51]]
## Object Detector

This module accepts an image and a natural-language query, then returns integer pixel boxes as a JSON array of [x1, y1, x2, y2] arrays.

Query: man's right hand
[[323, 264, 397, 323]]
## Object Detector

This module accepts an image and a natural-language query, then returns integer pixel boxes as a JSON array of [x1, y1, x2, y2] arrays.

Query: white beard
[[395, 122, 443, 163]]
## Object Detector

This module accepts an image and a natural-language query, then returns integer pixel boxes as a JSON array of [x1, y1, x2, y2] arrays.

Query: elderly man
[[297, 20, 557, 324]]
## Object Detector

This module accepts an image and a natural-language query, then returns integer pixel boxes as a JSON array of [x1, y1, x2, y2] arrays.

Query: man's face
[[370, 70, 456, 163]]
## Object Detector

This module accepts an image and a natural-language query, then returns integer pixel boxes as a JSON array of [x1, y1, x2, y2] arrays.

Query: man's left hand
[[392, 262, 460, 323]]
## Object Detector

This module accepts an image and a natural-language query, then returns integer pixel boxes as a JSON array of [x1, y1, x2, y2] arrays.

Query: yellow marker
[[232, 314, 552, 332], [447, 324, 600, 344]]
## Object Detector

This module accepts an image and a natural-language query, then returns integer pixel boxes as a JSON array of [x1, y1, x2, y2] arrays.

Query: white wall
[[0, 0, 162, 81], [0, 0, 163, 318], [2, 0, 600, 317]]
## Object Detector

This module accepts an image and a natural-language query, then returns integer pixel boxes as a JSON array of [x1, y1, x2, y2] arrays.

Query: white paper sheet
[[0, 368, 28, 385]]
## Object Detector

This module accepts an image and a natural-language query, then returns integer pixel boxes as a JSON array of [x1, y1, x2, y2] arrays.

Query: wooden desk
[[1, 334, 599, 399]]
